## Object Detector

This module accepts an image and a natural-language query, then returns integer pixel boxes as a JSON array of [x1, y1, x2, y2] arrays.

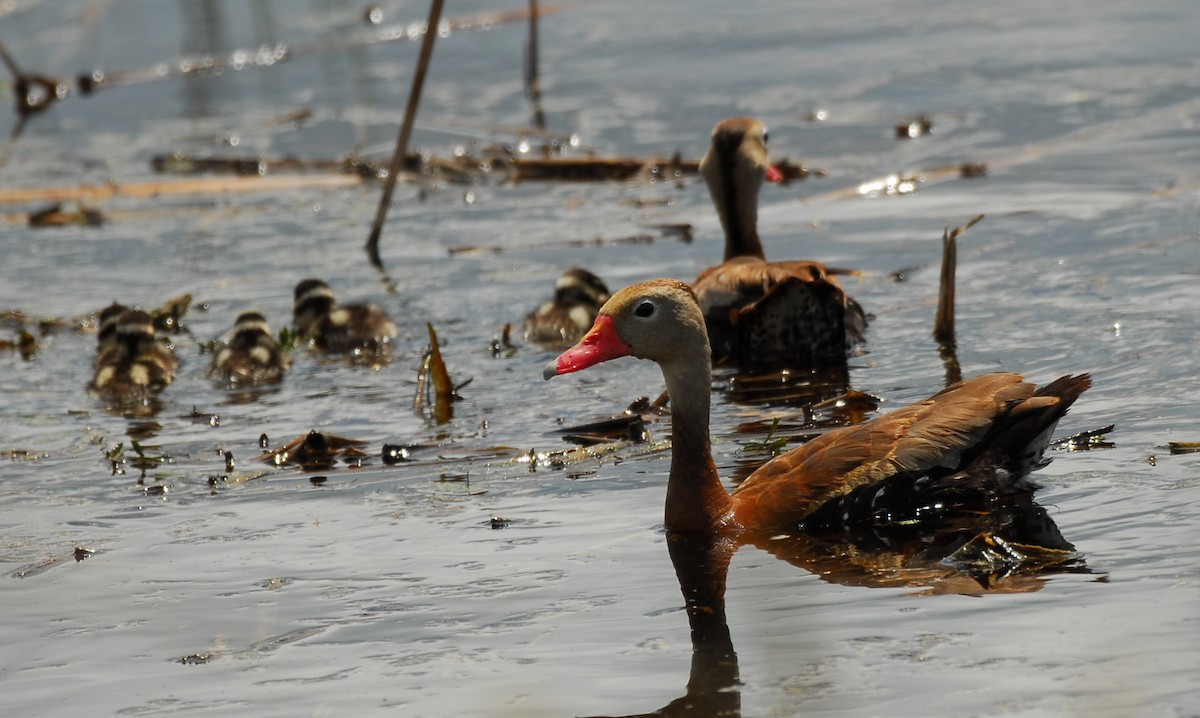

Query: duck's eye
[[634, 301, 655, 318], [761, 129, 770, 144]]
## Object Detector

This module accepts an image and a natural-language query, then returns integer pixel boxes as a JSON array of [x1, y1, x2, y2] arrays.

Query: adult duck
[[292, 278, 397, 357], [523, 267, 611, 346], [544, 279, 1089, 535], [695, 117, 866, 369]]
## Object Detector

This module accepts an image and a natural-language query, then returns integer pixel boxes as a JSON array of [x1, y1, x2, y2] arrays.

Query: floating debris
[[28, 202, 104, 227], [941, 532, 1082, 584], [0, 330, 37, 359], [414, 323, 468, 424], [1050, 424, 1116, 452], [1167, 441, 1200, 455], [896, 115, 933, 139], [960, 162, 988, 178], [73, 546, 95, 562], [489, 516, 512, 529], [149, 293, 193, 333], [555, 395, 667, 446], [381, 444, 415, 464], [257, 430, 370, 470]]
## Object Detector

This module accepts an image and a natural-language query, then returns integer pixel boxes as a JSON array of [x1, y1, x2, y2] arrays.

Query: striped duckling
[[94, 302, 130, 364], [292, 278, 398, 357], [523, 268, 611, 347], [210, 311, 289, 386], [89, 309, 178, 399]]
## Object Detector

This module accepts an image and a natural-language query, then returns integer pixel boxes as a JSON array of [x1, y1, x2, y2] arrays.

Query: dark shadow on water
[[585, 495, 1089, 717]]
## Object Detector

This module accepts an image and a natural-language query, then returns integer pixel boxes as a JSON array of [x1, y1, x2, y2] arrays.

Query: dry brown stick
[[366, 0, 446, 270], [934, 214, 984, 387], [526, 0, 546, 131], [933, 214, 985, 342]]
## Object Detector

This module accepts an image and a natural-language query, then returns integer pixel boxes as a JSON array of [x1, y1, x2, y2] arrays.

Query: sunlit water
[[2, 1, 1199, 716]]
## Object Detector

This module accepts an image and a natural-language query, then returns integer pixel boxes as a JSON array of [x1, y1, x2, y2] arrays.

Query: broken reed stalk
[[933, 213, 985, 343], [425, 322, 455, 424], [934, 214, 984, 387], [525, 0, 546, 131], [365, 0, 446, 270]]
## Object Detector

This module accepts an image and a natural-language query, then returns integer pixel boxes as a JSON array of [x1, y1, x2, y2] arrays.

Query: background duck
[[694, 117, 867, 369], [292, 278, 398, 356], [545, 279, 1089, 536], [210, 311, 289, 385], [523, 267, 611, 346], [89, 309, 177, 399]]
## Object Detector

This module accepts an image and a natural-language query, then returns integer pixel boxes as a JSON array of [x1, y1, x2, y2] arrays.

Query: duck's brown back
[[694, 257, 865, 368], [731, 373, 1091, 533]]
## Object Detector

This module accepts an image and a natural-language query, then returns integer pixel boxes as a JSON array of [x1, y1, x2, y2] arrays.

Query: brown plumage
[[545, 280, 1090, 536], [292, 278, 397, 357], [89, 309, 177, 399], [694, 117, 866, 368], [523, 268, 611, 346], [210, 311, 289, 385]]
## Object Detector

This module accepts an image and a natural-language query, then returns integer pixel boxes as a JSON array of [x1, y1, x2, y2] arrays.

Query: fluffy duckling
[[89, 309, 178, 399], [523, 268, 611, 346], [94, 302, 130, 365], [292, 278, 398, 356], [210, 311, 289, 385]]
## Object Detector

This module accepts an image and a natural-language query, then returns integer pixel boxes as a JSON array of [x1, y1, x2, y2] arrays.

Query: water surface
[[2, 1, 1199, 716]]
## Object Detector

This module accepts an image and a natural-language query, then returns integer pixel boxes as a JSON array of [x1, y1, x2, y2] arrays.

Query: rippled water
[[2, 1, 1199, 716]]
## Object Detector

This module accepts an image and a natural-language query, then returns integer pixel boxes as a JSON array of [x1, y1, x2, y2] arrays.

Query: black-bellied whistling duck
[[292, 278, 397, 356], [210, 311, 289, 385], [89, 309, 178, 399], [695, 117, 866, 369], [544, 279, 1090, 536], [523, 268, 611, 346]]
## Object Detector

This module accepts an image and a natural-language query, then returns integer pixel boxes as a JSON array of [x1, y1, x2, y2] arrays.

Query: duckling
[[94, 302, 130, 364], [210, 311, 289, 385], [89, 309, 178, 399], [292, 278, 397, 356], [523, 268, 611, 347]]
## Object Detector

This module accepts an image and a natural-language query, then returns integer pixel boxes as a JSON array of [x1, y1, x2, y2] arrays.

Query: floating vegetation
[[555, 394, 667, 446], [740, 417, 790, 457], [149, 293, 194, 334], [0, 329, 37, 359], [940, 532, 1083, 587], [257, 430, 370, 470], [1166, 441, 1200, 455], [1050, 424, 1117, 452], [27, 202, 105, 227], [413, 323, 468, 425]]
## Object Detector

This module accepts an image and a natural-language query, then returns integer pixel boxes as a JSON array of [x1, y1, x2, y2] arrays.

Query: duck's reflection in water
[[587, 496, 1087, 718]]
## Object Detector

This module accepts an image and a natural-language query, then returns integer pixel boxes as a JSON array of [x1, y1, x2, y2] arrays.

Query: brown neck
[[660, 354, 734, 533], [717, 159, 763, 261]]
